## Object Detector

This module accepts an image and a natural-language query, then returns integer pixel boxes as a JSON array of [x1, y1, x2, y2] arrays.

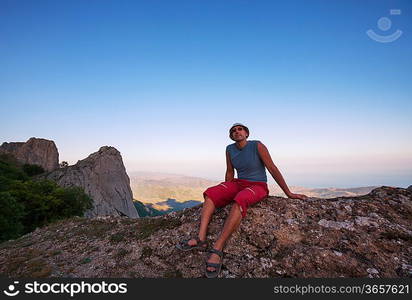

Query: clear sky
[[1, 0, 411, 188]]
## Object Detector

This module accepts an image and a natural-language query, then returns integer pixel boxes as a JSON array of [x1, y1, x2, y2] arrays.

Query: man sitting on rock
[[177, 122, 308, 278]]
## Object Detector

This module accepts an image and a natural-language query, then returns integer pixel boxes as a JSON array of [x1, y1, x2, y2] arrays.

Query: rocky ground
[[0, 186, 411, 278]]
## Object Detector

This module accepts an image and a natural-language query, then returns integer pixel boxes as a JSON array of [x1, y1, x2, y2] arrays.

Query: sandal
[[176, 238, 208, 251], [205, 248, 224, 278]]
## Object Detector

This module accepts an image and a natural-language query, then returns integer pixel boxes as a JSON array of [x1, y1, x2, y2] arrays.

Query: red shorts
[[203, 178, 269, 218]]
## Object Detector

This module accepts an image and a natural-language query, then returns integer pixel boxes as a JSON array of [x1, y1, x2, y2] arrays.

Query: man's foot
[[187, 238, 200, 247], [176, 238, 207, 251], [206, 252, 221, 272], [205, 248, 224, 278]]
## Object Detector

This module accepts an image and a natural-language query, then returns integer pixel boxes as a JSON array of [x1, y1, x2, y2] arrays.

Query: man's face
[[230, 126, 248, 141]]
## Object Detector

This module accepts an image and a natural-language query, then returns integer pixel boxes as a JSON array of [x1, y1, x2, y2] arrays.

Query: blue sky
[[1, 0, 411, 188]]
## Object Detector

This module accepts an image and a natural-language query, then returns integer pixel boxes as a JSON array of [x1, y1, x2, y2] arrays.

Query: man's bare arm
[[257, 141, 307, 200], [225, 150, 234, 182]]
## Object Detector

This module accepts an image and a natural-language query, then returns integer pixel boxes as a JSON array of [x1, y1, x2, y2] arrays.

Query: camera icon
[[366, 9, 402, 43], [3, 281, 20, 297]]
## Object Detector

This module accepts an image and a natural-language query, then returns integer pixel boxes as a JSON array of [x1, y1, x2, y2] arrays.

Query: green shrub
[[22, 164, 45, 177], [0, 154, 28, 184], [0, 155, 93, 243], [8, 180, 93, 234], [0, 192, 25, 241]]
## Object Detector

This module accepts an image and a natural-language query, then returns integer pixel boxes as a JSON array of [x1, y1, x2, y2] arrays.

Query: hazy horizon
[[2, 0, 411, 188], [128, 169, 406, 189]]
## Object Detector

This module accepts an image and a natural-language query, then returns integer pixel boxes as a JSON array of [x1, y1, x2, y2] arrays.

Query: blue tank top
[[226, 140, 267, 182]]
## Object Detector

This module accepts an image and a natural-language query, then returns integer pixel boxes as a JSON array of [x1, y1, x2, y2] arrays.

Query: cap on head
[[229, 122, 249, 141]]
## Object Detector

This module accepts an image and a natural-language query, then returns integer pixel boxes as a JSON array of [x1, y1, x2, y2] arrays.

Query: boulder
[[45, 146, 139, 218], [0, 137, 59, 171]]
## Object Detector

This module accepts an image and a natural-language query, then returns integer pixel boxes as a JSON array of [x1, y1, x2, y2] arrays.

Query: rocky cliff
[[0, 186, 410, 278], [0, 137, 59, 171], [44, 146, 139, 219]]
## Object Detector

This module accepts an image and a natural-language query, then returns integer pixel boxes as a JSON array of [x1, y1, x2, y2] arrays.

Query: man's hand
[[287, 192, 308, 200]]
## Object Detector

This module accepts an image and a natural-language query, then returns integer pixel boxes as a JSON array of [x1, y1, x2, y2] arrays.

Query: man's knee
[[203, 195, 216, 209], [232, 202, 243, 217]]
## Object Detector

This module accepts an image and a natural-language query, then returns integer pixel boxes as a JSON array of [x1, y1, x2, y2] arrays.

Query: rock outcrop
[[44, 146, 139, 219], [0, 137, 59, 171], [0, 186, 410, 278]]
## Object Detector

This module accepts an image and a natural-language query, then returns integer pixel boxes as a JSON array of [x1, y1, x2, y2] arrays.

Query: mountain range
[[130, 171, 379, 213]]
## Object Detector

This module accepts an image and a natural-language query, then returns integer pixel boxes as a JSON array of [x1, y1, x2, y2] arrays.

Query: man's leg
[[187, 195, 215, 246], [206, 202, 242, 271]]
